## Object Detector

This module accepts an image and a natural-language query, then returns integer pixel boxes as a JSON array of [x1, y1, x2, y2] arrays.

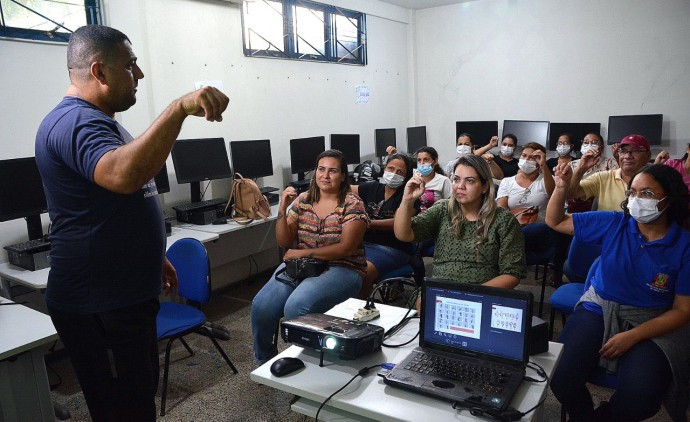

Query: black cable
[[314, 364, 381, 421]]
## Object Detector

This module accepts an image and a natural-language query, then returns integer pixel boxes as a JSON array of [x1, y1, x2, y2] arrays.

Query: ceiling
[[377, 0, 467, 10]]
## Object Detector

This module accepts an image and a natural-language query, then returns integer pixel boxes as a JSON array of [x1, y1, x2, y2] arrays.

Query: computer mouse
[[212, 218, 228, 225], [270, 357, 305, 377]]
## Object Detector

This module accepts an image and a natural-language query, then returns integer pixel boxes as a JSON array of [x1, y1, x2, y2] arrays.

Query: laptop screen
[[420, 280, 532, 363]]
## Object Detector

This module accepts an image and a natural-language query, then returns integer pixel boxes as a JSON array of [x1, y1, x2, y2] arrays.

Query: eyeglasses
[[518, 187, 532, 205], [581, 140, 601, 146], [618, 148, 647, 156], [625, 189, 659, 199]]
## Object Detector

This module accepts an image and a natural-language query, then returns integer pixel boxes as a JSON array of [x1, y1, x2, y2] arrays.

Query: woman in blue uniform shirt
[[545, 163, 690, 422]]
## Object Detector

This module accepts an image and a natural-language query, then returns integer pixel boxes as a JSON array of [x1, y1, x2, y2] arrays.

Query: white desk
[[0, 227, 219, 300], [251, 299, 563, 422], [0, 297, 59, 422], [175, 204, 279, 236]]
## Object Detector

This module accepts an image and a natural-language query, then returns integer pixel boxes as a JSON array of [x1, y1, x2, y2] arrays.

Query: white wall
[[413, 0, 690, 164]]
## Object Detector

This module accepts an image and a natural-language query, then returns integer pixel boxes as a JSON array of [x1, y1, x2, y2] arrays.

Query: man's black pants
[[49, 299, 160, 422]]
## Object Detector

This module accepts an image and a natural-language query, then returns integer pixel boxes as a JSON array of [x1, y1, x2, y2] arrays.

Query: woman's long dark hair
[[306, 149, 351, 204], [415, 146, 445, 175], [622, 164, 690, 225]]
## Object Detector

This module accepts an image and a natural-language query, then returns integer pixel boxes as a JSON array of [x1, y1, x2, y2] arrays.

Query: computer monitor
[[229, 139, 274, 179], [290, 136, 326, 180], [502, 120, 550, 147], [170, 138, 232, 203], [607, 114, 663, 145], [455, 121, 499, 148], [548, 123, 602, 151], [0, 157, 48, 240], [330, 134, 361, 165], [406, 126, 427, 153], [375, 128, 396, 158], [153, 163, 170, 194]]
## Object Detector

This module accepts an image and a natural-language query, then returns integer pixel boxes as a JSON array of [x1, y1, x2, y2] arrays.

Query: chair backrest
[[566, 235, 602, 283], [166, 238, 211, 305]]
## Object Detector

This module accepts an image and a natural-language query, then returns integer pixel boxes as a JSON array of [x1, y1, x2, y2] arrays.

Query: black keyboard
[[404, 353, 508, 394], [259, 186, 279, 194], [172, 198, 227, 212], [4, 238, 51, 253]]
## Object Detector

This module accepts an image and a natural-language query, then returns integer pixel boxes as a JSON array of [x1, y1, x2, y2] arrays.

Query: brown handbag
[[511, 206, 539, 226], [224, 173, 272, 224]]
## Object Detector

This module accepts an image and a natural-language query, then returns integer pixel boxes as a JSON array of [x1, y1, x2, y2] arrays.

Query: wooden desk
[[0, 297, 59, 422], [251, 299, 563, 422]]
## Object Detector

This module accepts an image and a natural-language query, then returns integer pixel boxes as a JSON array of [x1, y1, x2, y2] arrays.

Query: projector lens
[[324, 336, 337, 350]]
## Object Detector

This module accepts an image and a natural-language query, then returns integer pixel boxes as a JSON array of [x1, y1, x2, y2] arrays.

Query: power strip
[[353, 307, 380, 322]]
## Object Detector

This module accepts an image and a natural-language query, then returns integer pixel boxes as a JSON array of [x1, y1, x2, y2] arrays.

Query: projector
[[280, 313, 384, 361]]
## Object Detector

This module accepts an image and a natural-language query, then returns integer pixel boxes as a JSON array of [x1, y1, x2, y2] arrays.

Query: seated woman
[[444, 133, 476, 176], [546, 163, 690, 422], [546, 133, 576, 175], [250, 150, 369, 364], [394, 154, 526, 309], [477, 133, 520, 180], [352, 152, 417, 298], [655, 143, 690, 194], [415, 146, 452, 212], [496, 142, 556, 270]]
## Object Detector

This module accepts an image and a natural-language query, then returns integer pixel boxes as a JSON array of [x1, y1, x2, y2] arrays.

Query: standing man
[[565, 134, 652, 211], [35, 25, 229, 421]]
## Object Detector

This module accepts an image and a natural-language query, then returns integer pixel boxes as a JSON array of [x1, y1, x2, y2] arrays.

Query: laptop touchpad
[[431, 380, 455, 389]]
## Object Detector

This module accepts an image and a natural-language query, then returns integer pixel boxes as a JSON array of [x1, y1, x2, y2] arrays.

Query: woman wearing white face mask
[[497, 142, 555, 221], [351, 152, 418, 298], [568, 132, 619, 179], [547, 133, 576, 175], [444, 133, 476, 177], [546, 164, 690, 422], [490, 134, 520, 179]]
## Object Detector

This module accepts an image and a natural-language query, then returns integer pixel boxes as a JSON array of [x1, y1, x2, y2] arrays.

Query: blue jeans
[[364, 242, 411, 276], [250, 263, 363, 364], [550, 306, 671, 421]]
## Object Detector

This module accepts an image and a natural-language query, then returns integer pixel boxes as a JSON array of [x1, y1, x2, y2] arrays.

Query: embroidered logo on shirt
[[650, 273, 670, 292]]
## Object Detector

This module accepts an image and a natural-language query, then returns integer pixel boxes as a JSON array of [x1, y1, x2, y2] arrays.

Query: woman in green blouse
[[394, 154, 526, 292]]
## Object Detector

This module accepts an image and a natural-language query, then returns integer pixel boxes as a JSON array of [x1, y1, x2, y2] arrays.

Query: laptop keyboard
[[404, 353, 509, 394]]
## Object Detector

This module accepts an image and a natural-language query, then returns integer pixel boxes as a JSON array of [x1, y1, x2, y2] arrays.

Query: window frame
[[0, 0, 102, 43], [241, 0, 367, 66]]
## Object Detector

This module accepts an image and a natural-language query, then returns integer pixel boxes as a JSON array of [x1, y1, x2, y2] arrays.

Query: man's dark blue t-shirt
[[35, 97, 164, 314]]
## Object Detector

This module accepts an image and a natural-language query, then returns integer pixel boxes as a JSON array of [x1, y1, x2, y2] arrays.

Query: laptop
[[383, 279, 533, 412]]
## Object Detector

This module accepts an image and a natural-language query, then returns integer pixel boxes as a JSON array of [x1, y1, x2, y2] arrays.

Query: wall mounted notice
[[356, 85, 369, 104]]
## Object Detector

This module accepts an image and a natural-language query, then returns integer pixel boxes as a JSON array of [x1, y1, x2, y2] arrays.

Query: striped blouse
[[287, 191, 369, 277]]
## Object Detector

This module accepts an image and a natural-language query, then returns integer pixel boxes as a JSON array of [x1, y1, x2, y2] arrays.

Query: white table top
[[0, 227, 219, 293], [0, 297, 58, 360], [175, 204, 279, 235], [251, 299, 563, 422], [166, 226, 219, 246]]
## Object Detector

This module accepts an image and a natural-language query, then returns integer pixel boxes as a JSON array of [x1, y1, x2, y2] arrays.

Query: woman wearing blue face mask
[[415, 146, 452, 212], [351, 152, 418, 298], [546, 164, 690, 422]]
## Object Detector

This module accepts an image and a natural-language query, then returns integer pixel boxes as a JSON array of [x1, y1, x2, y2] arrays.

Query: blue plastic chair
[[156, 238, 238, 416], [549, 236, 602, 339]]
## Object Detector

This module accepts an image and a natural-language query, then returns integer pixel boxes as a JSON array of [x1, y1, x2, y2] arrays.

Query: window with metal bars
[[241, 0, 366, 65], [0, 0, 101, 43]]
